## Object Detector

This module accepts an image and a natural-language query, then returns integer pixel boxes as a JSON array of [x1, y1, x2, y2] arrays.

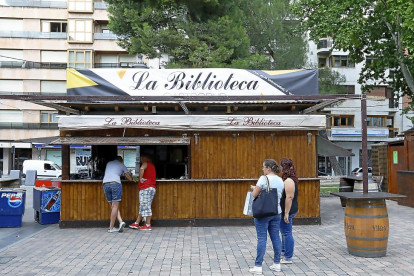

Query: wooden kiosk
[[49, 68, 328, 227]]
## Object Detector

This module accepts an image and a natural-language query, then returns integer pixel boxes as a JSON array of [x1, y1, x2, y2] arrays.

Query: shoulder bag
[[252, 176, 278, 218]]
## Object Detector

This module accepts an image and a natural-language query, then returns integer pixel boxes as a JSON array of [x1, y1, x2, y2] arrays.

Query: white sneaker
[[249, 266, 263, 274], [118, 221, 126, 233], [108, 228, 119, 233], [269, 263, 281, 272], [281, 258, 293, 264]]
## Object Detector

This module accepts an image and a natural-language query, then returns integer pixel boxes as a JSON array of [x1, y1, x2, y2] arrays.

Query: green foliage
[[292, 0, 414, 102], [106, 0, 307, 70], [318, 68, 347, 95]]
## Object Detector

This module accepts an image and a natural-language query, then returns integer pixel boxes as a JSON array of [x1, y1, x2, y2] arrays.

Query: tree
[[106, 0, 307, 69], [318, 68, 347, 95], [239, 0, 308, 69], [292, 0, 414, 101]]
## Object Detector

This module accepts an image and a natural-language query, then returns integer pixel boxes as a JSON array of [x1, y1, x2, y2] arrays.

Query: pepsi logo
[[2, 193, 24, 208]]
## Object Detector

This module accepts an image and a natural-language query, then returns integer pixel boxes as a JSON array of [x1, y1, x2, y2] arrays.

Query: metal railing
[[0, 62, 139, 69], [0, 92, 65, 95], [94, 62, 135, 68], [3, 0, 67, 8], [94, 1, 108, 9], [0, 61, 67, 69], [0, 31, 67, 39], [94, 33, 117, 40], [0, 122, 59, 129]]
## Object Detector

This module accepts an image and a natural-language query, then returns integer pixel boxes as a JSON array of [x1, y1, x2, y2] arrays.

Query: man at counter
[[103, 156, 135, 233], [129, 155, 156, 231]]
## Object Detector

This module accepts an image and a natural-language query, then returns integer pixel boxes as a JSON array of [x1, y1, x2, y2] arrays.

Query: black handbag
[[252, 176, 279, 218]]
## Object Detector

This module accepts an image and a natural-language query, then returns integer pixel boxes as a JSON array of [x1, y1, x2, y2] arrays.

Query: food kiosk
[[49, 68, 327, 227]]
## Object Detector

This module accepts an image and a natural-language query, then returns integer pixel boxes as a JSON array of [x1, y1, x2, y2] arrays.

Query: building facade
[[0, 0, 142, 175], [308, 38, 413, 175]]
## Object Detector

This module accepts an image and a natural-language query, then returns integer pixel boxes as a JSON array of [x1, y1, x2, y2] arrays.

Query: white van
[[22, 160, 62, 178]]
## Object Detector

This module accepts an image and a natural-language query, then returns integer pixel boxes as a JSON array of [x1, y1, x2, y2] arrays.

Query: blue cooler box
[[0, 189, 26, 227], [33, 187, 61, 225]]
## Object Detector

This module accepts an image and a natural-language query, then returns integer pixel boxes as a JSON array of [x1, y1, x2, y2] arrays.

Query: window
[[41, 112, 58, 123], [0, 19, 23, 31], [68, 0, 93, 12], [342, 85, 355, 94], [68, 19, 93, 43], [331, 115, 354, 127], [68, 50, 93, 68], [41, 81, 66, 94], [0, 80, 23, 93], [0, 111, 23, 123], [366, 55, 377, 66], [318, 39, 328, 48], [41, 21, 67, 33], [366, 116, 387, 127], [318, 58, 326, 68], [330, 55, 355, 67], [41, 51, 67, 63]]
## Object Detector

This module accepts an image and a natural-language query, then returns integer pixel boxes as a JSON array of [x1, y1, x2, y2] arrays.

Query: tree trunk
[[319, 130, 344, 176]]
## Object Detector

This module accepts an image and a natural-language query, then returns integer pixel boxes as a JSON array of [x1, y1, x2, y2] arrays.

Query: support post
[[61, 145, 70, 180], [361, 94, 368, 194]]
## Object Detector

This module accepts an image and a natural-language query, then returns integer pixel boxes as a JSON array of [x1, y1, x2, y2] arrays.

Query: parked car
[[351, 167, 372, 178], [22, 160, 62, 178]]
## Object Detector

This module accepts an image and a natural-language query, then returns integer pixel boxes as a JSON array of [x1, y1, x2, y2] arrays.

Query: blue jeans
[[280, 212, 297, 261], [254, 214, 282, 266], [103, 182, 122, 202]]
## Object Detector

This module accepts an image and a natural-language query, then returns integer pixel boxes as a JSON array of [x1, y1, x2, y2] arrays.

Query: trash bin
[[0, 188, 26, 227], [33, 187, 61, 225]]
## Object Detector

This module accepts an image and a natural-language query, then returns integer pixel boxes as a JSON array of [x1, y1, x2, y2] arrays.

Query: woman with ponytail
[[279, 158, 299, 264], [249, 159, 284, 274]]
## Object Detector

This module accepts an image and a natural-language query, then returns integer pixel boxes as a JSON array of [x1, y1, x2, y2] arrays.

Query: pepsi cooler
[[33, 187, 61, 225], [0, 189, 26, 227]]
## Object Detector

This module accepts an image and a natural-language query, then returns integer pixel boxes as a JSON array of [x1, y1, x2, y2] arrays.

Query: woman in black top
[[279, 158, 299, 264]]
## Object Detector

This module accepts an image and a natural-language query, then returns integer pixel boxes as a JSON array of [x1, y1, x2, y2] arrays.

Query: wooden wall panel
[[407, 135, 414, 171], [190, 130, 318, 180], [388, 144, 407, 194], [61, 179, 320, 221]]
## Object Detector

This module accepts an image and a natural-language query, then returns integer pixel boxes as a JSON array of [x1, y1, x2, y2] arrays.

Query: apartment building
[[308, 38, 413, 175], [0, 0, 142, 175]]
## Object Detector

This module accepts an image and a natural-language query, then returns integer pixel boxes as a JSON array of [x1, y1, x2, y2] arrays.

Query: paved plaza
[[0, 193, 414, 276]]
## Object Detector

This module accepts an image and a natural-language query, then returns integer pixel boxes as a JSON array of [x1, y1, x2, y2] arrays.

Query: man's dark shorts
[[103, 182, 122, 202]]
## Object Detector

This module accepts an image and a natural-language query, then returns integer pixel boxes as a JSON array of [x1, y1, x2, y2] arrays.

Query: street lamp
[[131, 54, 149, 69]]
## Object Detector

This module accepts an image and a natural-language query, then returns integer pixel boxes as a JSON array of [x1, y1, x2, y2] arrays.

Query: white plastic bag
[[243, 191, 254, 216]]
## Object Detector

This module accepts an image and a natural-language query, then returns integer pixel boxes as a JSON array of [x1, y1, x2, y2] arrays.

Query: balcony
[[94, 33, 118, 40], [0, 122, 59, 130], [0, 31, 67, 39], [0, 62, 137, 69], [0, 61, 67, 69], [2, 0, 67, 8], [94, 62, 135, 68]]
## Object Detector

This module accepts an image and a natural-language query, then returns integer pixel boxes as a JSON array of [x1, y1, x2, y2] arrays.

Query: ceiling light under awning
[[50, 136, 190, 146]]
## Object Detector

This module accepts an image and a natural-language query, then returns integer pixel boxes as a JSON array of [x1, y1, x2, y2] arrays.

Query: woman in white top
[[249, 159, 285, 275]]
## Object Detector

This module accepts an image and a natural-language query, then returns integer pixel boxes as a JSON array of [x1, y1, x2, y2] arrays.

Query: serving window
[[52, 136, 191, 180], [140, 145, 189, 180]]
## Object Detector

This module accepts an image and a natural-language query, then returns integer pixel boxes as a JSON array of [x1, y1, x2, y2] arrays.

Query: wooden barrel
[[353, 180, 378, 193], [339, 178, 354, 207], [344, 199, 389, 257]]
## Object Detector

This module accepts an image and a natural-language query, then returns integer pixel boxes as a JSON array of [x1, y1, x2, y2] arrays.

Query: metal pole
[[361, 94, 368, 194]]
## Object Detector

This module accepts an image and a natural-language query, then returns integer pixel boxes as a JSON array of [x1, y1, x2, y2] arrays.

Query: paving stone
[[0, 198, 413, 275]]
